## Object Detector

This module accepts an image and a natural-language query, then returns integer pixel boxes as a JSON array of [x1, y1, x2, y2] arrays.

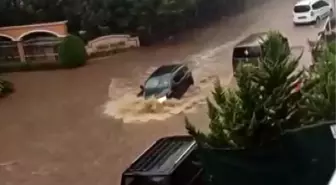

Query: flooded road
[[0, 0, 325, 184], [103, 0, 322, 123]]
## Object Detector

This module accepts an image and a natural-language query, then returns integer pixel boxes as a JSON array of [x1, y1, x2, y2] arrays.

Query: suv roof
[[235, 32, 268, 47], [150, 64, 183, 77], [295, 0, 316, 6]]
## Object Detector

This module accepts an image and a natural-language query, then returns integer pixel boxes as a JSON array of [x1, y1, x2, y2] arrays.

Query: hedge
[[58, 35, 87, 68]]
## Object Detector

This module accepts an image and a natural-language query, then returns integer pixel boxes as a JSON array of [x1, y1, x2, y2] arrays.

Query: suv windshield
[[233, 46, 261, 58], [145, 74, 170, 90], [294, 5, 311, 13]]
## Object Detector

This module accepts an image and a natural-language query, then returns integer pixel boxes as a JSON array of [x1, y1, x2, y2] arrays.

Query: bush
[[58, 35, 87, 68], [0, 78, 14, 97], [301, 41, 336, 123]]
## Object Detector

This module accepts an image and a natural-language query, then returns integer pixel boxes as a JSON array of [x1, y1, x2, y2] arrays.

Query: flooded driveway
[[0, 0, 324, 184]]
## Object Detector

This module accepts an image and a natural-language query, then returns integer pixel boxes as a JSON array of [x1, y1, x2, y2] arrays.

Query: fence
[[85, 34, 140, 58]]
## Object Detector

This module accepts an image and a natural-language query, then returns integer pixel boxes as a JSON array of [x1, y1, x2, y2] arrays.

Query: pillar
[[16, 41, 26, 63]]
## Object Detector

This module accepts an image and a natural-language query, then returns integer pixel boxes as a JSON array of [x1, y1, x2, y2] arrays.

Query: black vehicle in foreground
[[232, 32, 290, 73], [121, 136, 203, 185], [137, 64, 194, 102]]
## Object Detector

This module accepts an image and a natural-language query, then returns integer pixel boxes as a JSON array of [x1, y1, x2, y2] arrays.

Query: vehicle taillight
[[294, 80, 303, 93], [310, 11, 314, 16], [295, 82, 301, 92]]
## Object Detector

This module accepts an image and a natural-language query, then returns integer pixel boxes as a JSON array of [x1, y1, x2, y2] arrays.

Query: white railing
[[85, 34, 140, 56]]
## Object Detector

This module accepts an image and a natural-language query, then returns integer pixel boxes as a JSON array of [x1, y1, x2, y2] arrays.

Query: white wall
[[86, 35, 140, 56]]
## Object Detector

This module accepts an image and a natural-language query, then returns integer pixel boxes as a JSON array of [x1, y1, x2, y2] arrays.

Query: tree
[[186, 31, 307, 148], [0, 0, 250, 43], [301, 41, 336, 123]]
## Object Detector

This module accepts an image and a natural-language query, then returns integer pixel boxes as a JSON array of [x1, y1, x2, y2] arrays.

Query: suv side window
[[312, 1, 323, 9], [173, 68, 185, 83], [181, 66, 189, 75]]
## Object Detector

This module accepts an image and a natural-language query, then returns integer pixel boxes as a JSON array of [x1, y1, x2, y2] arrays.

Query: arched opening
[[21, 31, 62, 62], [0, 36, 19, 64]]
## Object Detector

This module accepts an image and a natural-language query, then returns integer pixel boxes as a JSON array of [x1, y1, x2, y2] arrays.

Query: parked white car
[[293, 0, 333, 25]]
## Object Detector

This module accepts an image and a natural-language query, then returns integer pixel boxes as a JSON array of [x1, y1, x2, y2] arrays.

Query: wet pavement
[[0, 0, 325, 184]]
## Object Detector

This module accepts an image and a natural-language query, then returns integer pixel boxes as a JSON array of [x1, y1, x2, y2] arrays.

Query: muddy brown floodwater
[[102, 0, 323, 124], [0, 0, 324, 184]]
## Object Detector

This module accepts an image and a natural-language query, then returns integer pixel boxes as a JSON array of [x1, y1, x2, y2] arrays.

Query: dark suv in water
[[308, 14, 336, 64], [232, 32, 290, 73], [138, 64, 194, 101]]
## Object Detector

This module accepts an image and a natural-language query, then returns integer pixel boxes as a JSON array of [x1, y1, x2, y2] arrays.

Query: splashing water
[[103, 75, 228, 123]]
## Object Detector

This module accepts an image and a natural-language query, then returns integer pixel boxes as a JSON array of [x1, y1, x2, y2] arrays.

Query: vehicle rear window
[[294, 5, 311, 13], [233, 46, 261, 58]]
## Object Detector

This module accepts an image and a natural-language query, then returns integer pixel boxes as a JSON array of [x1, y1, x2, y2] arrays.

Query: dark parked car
[[138, 64, 194, 101], [121, 136, 203, 185], [232, 32, 290, 73], [308, 14, 336, 64]]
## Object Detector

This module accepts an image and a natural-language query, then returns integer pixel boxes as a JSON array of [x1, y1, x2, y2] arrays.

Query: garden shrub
[[58, 35, 87, 68], [327, 41, 336, 54], [301, 41, 336, 123]]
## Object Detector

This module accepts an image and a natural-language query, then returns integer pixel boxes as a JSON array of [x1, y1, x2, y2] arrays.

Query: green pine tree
[[301, 41, 336, 123], [186, 31, 308, 149]]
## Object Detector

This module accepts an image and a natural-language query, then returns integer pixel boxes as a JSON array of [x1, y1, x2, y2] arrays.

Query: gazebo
[[0, 21, 68, 63]]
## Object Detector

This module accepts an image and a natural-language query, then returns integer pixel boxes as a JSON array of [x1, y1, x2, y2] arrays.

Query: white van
[[293, 0, 333, 25]]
